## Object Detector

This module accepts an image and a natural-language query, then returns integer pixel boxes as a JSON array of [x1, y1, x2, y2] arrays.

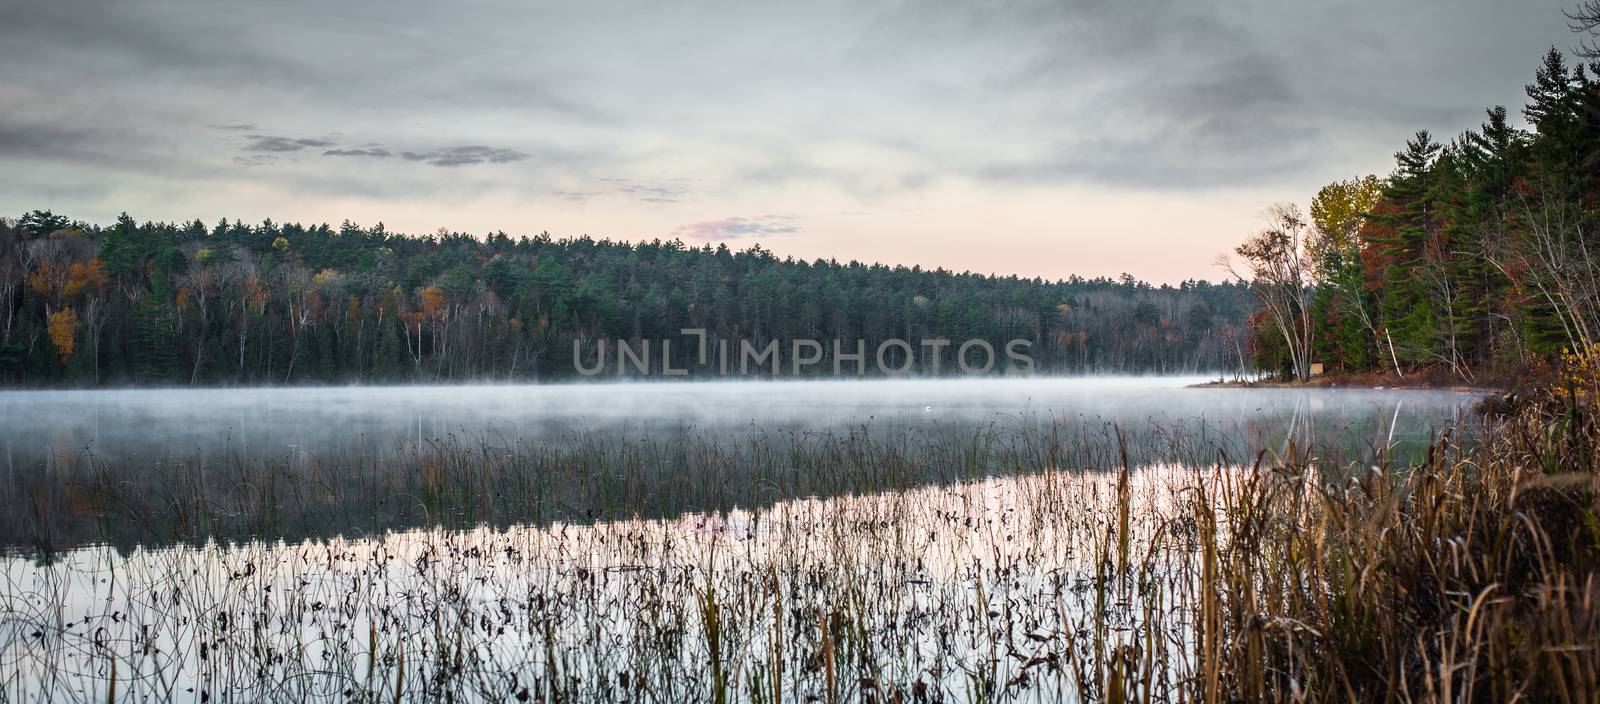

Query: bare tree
[[1569, 1, 1600, 58], [1416, 239, 1472, 380], [1486, 173, 1600, 354], [1221, 204, 1316, 381]]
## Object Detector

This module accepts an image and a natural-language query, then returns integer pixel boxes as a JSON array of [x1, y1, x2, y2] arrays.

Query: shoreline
[[1190, 372, 1510, 395]]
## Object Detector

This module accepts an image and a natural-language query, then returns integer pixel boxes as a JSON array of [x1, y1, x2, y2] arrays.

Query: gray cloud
[[399, 146, 529, 167], [610, 183, 685, 203], [323, 147, 393, 158], [0, 0, 1583, 225], [233, 155, 280, 167], [551, 178, 691, 205], [674, 215, 799, 240], [239, 139, 529, 168], [0, 121, 103, 162], [0, 115, 201, 175], [244, 135, 335, 153]]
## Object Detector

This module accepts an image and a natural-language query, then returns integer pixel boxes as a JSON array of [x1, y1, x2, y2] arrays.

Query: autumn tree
[[47, 308, 77, 364], [1225, 205, 1316, 381], [1308, 175, 1383, 371]]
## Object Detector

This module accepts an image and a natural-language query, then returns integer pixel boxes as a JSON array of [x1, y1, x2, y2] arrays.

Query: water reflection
[[0, 378, 1479, 551], [0, 466, 1224, 702]]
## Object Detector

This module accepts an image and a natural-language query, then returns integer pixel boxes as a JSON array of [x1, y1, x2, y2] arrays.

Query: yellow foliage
[[419, 287, 447, 319], [1560, 344, 1600, 399], [48, 307, 77, 363], [1309, 175, 1383, 252], [272, 236, 291, 251]]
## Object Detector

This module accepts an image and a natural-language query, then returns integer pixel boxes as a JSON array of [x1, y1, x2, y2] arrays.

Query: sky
[[0, 0, 1586, 283]]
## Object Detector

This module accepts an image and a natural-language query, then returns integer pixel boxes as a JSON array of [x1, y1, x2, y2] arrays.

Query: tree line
[[1232, 9, 1600, 383], [0, 212, 1255, 386]]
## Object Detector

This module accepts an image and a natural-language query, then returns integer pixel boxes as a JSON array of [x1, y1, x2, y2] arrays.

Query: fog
[[0, 377, 1478, 468]]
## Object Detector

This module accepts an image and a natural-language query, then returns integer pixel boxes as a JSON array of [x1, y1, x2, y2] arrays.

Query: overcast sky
[[0, 0, 1585, 282]]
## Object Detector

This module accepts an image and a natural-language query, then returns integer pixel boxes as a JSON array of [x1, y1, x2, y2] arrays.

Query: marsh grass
[[0, 401, 1594, 702], [5, 415, 1288, 553], [1187, 396, 1600, 702]]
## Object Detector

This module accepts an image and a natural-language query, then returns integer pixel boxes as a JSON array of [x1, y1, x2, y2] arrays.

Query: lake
[[0, 378, 1486, 702], [0, 377, 1477, 551]]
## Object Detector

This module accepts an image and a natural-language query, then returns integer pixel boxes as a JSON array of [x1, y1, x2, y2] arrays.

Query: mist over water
[[0, 377, 1475, 468], [0, 376, 1481, 554]]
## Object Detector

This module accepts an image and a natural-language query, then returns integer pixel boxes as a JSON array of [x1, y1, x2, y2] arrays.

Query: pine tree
[[1368, 132, 1443, 365]]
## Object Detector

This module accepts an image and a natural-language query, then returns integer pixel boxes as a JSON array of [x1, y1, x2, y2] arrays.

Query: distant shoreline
[[1191, 371, 1507, 395]]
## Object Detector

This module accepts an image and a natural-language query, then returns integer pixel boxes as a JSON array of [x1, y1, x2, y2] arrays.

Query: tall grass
[[1191, 394, 1600, 701]]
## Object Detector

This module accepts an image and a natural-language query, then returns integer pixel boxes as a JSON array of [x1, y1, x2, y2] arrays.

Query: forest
[[1237, 32, 1600, 384], [0, 212, 1254, 386]]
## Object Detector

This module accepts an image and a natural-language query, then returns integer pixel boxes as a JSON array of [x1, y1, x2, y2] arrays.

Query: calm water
[[0, 378, 1486, 702], [0, 377, 1479, 551], [0, 377, 1475, 468]]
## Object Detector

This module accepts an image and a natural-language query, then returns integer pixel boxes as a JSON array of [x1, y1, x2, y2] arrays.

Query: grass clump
[[1195, 392, 1600, 701]]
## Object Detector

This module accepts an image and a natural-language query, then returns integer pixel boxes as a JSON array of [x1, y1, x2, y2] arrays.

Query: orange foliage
[[64, 259, 108, 298], [175, 287, 191, 311], [419, 287, 447, 319], [31, 259, 108, 302], [48, 307, 77, 362], [27, 262, 62, 297], [400, 310, 425, 331]]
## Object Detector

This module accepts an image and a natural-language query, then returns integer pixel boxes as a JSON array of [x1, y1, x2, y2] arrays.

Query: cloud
[[0, 115, 206, 176], [0, 120, 101, 161], [244, 135, 335, 152], [674, 215, 799, 240], [550, 189, 601, 202], [600, 177, 689, 203], [0, 0, 1580, 245], [323, 147, 393, 158], [399, 146, 528, 167], [553, 178, 690, 204], [235, 138, 528, 169], [233, 154, 279, 167]]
